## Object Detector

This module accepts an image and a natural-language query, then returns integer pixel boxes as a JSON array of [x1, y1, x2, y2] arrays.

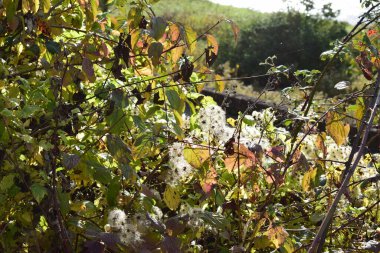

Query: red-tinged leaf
[[99, 42, 109, 58], [266, 146, 285, 163], [265, 164, 284, 186], [315, 133, 327, 158], [224, 142, 257, 172], [361, 67, 373, 80], [82, 57, 96, 82], [171, 46, 184, 64], [201, 167, 217, 193], [227, 19, 240, 44], [169, 23, 180, 42], [205, 34, 218, 55], [266, 225, 289, 249]]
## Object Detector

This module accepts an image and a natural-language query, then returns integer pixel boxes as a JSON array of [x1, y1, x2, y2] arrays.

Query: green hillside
[[154, 0, 266, 32], [154, 0, 349, 94]]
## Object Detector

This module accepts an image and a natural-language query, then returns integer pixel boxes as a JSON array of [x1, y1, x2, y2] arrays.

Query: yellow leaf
[[354, 97, 365, 129], [227, 117, 236, 127], [184, 26, 197, 53], [163, 185, 180, 211], [215, 74, 225, 92], [131, 30, 140, 50], [302, 167, 317, 192], [326, 111, 350, 146], [183, 147, 210, 169], [42, 0, 50, 13], [201, 166, 217, 193], [171, 46, 184, 64], [22, 0, 39, 13], [205, 34, 218, 55], [266, 225, 288, 249]]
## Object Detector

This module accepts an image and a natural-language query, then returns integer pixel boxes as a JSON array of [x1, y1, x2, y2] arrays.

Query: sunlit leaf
[[214, 74, 225, 92], [42, 0, 50, 13], [22, 0, 39, 14], [266, 225, 289, 249], [302, 167, 317, 192], [183, 147, 210, 169], [169, 23, 180, 42], [205, 34, 218, 55], [201, 166, 217, 193], [326, 111, 350, 146], [224, 143, 257, 172], [163, 185, 180, 210], [183, 25, 197, 53]]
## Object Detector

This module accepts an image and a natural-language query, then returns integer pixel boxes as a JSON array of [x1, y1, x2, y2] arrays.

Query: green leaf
[[62, 153, 80, 170], [0, 108, 13, 117], [20, 105, 40, 118], [165, 89, 181, 111], [30, 184, 48, 204], [151, 17, 167, 40], [110, 89, 128, 108], [106, 176, 121, 207], [148, 42, 163, 66], [0, 174, 16, 192], [86, 159, 112, 185], [120, 164, 137, 183], [93, 165, 112, 185], [195, 211, 228, 229], [46, 40, 61, 54], [58, 191, 70, 216], [105, 134, 131, 165]]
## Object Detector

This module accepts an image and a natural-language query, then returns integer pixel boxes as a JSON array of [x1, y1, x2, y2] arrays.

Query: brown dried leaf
[[82, 57, 96, 83]]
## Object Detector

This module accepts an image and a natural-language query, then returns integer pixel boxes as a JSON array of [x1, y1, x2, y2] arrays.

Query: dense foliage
[[0, 0, 379, 252]]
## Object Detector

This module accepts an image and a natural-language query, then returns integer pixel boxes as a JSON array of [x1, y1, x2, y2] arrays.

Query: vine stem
[[308, 71, 380, 253], [285, 3, 380, 168]]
